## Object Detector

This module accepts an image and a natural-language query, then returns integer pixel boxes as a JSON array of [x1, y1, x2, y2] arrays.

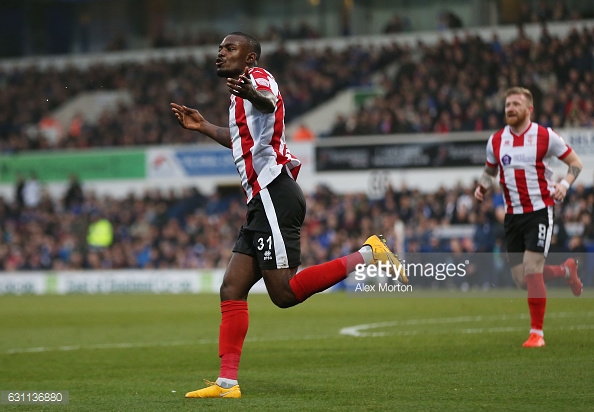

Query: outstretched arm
[[552, 151, 583, 201], [170, 103, 231, 148], [474, 165, 498, 202]]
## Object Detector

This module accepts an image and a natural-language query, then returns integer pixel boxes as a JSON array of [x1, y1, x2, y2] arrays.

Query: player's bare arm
[[474, 165, 498, 202], [170, 102, 231, 148], [552, 151, 582, 201], [226, 67, 276, 114]]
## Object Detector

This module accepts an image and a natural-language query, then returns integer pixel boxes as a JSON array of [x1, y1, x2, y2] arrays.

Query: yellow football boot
[[185, 380, 241, 398], [364, 234, 408, 284]]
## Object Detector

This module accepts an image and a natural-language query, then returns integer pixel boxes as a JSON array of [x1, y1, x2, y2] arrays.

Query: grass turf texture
[[1, 291, 593, 411]]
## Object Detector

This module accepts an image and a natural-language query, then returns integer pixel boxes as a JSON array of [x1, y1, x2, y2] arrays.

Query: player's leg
[[262, 247, 369, 308], [248, 174, 358, 306], [186, 246, 261, 398], [510, 263, 526, 289], [285, 234, 407, 304], [256, 218, 371, 308], [220, 251, 262, 301], [543, 258, 582, 296], [217, 252, 261, 386], [522, 250, 547, 347], [505, 213, 526, 289], [256, 175, 406, 306], [520, 207, 552, 348]]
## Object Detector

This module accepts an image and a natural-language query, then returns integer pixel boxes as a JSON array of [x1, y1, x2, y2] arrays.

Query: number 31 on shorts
[[257, 236, 272, 251]]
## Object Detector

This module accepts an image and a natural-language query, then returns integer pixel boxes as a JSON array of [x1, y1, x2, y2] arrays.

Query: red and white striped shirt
[[486, 122, 572, 214], [228, 67, 301, 203]]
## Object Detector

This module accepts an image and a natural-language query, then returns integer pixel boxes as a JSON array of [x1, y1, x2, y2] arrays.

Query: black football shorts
[[233, 172, 306, 270], [504, 206, 553, 266]]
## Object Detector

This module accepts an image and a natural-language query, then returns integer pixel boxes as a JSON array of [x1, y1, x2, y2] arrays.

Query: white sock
[[530, 328, 544, 337], [216, 377, 238, 388], [359, 245, 373, 265]]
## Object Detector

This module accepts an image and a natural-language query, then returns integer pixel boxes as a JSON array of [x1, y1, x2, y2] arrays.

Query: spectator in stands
[[328, 114, 349, 136], [580, 212, 594, 240], [437, 10, 463, 30], [63, 174, 84, 212], [383, 14, 410, 34], [14, 174, 25, 211], [22, 173, 42, 209], [567, 235, 587, 254], [87, 210, 113, 249], [292, 123, 315, 141]]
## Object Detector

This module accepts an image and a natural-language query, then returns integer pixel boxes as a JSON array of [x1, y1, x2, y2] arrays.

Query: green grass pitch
[[1, 290, 593, 411]]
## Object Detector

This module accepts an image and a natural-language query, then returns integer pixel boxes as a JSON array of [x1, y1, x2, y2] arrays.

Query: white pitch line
[[4, 340, 205, 354], [341, 324, 594, 338], [3, 335, 333, 355], [340, 311, 594, 337], [4, 311, 594, 354]]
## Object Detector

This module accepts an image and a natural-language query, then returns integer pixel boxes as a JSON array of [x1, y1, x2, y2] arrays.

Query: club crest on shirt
[[255, 78, 270, 88], [526, 134, 536, 145], [502, 154, 512, 165]]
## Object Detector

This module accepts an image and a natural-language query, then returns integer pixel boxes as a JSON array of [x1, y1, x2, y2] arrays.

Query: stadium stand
[[1, 19, 593, 151], [1, 174, 593, 288], [0, 3, 593, 290], [326, 24, 594, 136], [0, 40, 403, 151]]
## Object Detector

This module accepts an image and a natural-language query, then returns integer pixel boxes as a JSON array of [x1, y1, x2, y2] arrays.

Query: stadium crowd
[[1, 175, 593, 288], [0, 20, 592, 152], [0, 40, 400, 152], [327, 24, 594, 136], [0, 1, 592, 290]]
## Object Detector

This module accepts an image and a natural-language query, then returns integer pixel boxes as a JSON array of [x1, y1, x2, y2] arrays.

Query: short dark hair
[[229, 31, 261, 61]]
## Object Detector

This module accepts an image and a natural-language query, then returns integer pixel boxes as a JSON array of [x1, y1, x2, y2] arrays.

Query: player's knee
[[511, 272, 527, 290], [220, 281, 244, 301], [220, 279, 230, 294], [269, 291, 298, 309], [523, 264, 538, 277]]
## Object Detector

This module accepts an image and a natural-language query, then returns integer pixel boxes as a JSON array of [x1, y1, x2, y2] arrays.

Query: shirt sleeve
[[486, 134, 497, 167], [548, 128, 572, 159], [250, 68, 274, 93]]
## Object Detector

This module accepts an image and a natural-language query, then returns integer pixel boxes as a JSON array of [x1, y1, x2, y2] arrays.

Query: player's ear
[[246, 51, 257, 65]]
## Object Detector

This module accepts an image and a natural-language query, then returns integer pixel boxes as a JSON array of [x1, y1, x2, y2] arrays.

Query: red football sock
[[289, 252, 364, 303], [543, 264, 566, 282], [525, 273, 546, 331], [218, 300, 249, 380]]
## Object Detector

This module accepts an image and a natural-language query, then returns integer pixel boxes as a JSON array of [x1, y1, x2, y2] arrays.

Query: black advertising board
[[315, 140, 487, 171]]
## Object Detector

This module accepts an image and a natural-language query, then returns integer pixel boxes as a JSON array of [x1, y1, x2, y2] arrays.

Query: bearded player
[[474, 86, 583, 348]]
